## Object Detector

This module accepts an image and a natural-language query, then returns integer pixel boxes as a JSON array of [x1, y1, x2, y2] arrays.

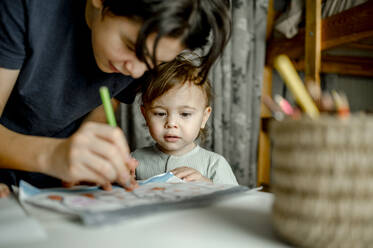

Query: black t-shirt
[[0, 0, 136, 138]]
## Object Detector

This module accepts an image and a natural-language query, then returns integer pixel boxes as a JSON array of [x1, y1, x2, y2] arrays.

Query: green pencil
[[99, 86, 133, 189], [99, 86, 117, 127]]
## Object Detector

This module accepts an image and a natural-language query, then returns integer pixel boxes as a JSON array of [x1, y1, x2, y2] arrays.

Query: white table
[[2, 191, 292, 248]]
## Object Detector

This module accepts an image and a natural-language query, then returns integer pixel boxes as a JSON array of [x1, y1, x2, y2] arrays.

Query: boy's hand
[[61, 168, 138, 191], [171, 167, 211, 183], [45, 122, 138, 191], [0, 183, 10, 198]]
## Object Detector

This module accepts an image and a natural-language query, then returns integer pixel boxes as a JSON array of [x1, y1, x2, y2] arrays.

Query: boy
[[0, 0, 231, 189]]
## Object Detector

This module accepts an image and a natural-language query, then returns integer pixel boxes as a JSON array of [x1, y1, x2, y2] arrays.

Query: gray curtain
[[120, 0, 268, 187]]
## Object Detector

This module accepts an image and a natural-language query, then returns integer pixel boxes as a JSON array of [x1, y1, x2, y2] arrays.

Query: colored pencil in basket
[[332, 90, 350, 118], [274, 95, 294, 116], [273, 54, 320, 119], [262, 95, 285, 121], [320, 91, 335, 113]]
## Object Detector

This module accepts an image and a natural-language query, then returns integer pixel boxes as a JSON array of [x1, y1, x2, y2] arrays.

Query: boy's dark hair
[[102, 0, 231, 83], [141, 56, 213, 143]]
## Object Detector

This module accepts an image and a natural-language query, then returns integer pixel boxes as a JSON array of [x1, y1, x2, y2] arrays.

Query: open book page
[[19, 172, 252, 225]]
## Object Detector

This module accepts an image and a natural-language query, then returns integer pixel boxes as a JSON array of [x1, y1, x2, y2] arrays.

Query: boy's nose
[[123, 60, 147, 79]]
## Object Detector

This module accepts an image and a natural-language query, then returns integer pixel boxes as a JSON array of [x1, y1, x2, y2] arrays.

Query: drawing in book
[[19, 172, 250, 225]]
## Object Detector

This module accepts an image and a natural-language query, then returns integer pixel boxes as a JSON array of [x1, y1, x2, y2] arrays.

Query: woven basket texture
[[270, 115, 373, 248]]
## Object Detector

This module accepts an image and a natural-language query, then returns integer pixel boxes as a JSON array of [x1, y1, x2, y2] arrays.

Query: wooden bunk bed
[[257, 0, 373, 189]]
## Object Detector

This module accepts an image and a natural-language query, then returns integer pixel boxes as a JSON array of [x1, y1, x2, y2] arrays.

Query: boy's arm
[[0, 68, 136, 189], [0, 67, 67, 174], [0, 67, 18, 116]]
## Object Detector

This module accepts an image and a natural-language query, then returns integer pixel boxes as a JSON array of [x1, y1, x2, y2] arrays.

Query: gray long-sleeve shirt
[[133, 145, 238, 185]]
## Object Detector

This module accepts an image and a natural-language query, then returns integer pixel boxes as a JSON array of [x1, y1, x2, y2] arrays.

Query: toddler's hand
[[171, 167, 211, 183]]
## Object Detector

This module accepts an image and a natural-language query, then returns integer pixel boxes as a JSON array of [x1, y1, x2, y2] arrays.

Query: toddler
[[133, 56, 238, 185]]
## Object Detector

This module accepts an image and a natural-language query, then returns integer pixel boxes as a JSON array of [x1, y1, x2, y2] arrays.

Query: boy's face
[[141, 83, 211, 156], [89, 3, 184, 79]]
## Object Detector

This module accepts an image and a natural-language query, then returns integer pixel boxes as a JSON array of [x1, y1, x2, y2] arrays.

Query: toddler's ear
[[140, 105, 148, 125], [201, 106, 212, 128], [140, 105, 146, 117], [140, 105, 149, 126]]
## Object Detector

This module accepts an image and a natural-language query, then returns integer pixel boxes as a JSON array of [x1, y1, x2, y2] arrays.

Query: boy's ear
[[91, 0, 104, 9], [201, 106, 212, 129]]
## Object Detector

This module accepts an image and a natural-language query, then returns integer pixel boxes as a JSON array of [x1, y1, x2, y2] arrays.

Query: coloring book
[[19, 172, 250, 225]]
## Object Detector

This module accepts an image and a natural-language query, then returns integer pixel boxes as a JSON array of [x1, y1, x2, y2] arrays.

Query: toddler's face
[[90, 14, 184, 79], [142, 83, 211, 156]]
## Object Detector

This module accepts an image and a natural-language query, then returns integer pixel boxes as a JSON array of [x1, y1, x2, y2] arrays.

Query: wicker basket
[[270, 115, 373, 248]]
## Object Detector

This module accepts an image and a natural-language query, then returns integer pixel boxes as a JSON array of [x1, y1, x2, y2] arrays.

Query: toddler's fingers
[[171, 166, 189, 175], [184, 174, 212, 183], [183, 175, 195, 182], [172, 168, 195, 179], [183, 172, 201, 182]]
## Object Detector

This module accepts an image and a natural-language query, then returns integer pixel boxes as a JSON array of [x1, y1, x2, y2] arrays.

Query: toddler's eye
[[181, 113, 192, 117], [154, 112, 166, 117]]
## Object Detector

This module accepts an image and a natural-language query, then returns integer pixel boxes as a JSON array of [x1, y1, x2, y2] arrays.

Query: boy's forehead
[[103, 14, 184, 65], [146, 34, 185, 64], [116, 17, 184, 63]]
